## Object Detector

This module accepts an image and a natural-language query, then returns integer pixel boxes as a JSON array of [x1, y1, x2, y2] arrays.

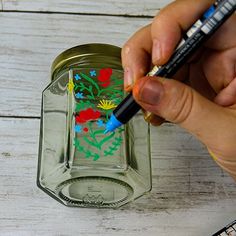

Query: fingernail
[[152, 39, 162, 63], [139, 79, 164, 105], [124, 67, 133, 88]]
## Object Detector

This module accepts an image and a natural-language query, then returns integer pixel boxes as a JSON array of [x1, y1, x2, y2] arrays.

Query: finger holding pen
[[121, 0, 236, 180]]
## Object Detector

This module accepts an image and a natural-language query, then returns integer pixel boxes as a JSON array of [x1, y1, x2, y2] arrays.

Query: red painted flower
[[76, 108, 101, 123], [98, 68, 112, 87], [83, 127, 89, 132]]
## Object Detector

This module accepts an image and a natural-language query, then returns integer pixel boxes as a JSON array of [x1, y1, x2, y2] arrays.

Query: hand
[[121, 0, 236, 180]]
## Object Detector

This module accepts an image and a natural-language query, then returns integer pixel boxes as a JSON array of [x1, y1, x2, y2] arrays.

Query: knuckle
[[154, 0, 176, 18], [151, 3, 178, 36], [121, 43, 131, 57], [121, 43, 132, 66], [167, 84, 194, 124]]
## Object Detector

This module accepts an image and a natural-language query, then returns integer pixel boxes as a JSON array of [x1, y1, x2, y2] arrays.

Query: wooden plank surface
[[0, 118, 235, 235], [0, 12, 150, 117], [0, 0, 2, 10], [0, 1, 235, 235], [2, 0, 172, 16]]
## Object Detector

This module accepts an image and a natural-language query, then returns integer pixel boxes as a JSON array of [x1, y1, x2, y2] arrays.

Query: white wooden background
[[0, 1, 235, 235]]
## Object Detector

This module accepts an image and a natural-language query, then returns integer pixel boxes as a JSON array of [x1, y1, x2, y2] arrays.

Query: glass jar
[[37, 43, 151, 208]]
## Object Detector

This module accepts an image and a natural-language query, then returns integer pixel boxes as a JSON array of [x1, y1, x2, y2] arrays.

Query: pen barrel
[[113, 93, 141, 123], [112, 0, 236, 126], [152, 0, 236, 78]]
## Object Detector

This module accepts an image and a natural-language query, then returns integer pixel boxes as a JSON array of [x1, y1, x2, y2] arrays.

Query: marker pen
[[105, 0, 236, 133]]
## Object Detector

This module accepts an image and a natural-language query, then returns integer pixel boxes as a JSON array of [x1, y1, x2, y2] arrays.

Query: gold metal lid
[[51, 43, 122, 81]]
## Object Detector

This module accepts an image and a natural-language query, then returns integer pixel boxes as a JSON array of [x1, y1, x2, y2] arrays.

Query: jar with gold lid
[[37, 43, 152, 208]]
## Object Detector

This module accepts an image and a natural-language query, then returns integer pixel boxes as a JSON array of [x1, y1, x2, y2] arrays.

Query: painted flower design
[[74, 74, 81, 80], [96, 119, 105, 127], [90, 70, 96, 77], [75, 108, 101, 124], [73, 67, 124, 161], [75, 92, 84, 99], [97, 99, 117, 110], [98, 68, 112, 87], [67, 78, 74, 93], [74, 125, 82, 133], [83, 127, 89, 132]]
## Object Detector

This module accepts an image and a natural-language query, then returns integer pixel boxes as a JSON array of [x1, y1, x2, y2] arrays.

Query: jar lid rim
[[51, 43, 121, 76]]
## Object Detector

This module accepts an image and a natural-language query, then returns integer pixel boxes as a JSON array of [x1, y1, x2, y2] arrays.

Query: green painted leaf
[[83, 136, 101, 150], [93, 130, 105, 136], [74, 84, 79, 90], [104, 150, 113, 156], [85, 150, 91, 158], [93, 153, 100, 161], [75, 101, 95, 111], [98, 131, 115, 147], [80, 73, 100, 91], [87, 95, 95, 99], [117, 128, 124, 133]]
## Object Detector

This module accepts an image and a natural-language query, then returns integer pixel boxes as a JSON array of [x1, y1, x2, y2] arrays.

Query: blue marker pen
[[105, 0, 236, 133]]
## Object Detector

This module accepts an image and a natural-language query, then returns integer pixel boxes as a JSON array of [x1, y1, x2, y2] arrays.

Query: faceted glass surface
[[37, 44, 151, 208]]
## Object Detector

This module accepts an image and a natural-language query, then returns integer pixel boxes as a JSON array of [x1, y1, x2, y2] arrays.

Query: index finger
[[151, 0, 214, 65], [122, 0, 214, 89]]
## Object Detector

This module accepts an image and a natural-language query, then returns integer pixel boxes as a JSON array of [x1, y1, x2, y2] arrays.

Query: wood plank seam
[[0, 9, 154, 18], [0, 12, 151, 117], [0, 115, 40, 119], [1, 0, 171, 16]]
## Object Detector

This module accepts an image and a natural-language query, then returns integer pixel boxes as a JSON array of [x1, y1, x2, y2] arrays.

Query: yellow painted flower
[[97, 99, 117, 110], [67, 78, 74, 94]]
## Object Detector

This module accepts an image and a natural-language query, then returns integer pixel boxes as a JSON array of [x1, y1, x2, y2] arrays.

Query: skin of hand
[[121, 0, 236, 180]]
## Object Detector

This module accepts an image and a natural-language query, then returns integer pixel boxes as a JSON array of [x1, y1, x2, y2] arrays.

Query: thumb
[[133, 76, 233, 147]]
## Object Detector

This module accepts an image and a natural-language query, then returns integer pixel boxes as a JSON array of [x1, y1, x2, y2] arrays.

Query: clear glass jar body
[[37, 44, 151, 208]]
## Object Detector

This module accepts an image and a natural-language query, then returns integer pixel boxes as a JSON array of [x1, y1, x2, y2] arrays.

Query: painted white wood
[[0, 2, 235, 235], [0, 118, 235, 235], [2, 0, 172, 16], [0, 0, 3, 10], [0, 12, 151, 117]]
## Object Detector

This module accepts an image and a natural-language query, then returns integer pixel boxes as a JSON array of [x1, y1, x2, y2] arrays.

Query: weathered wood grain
[[0, 2, 236, 235], [0, 12, 150, 117], [2, 0, 172, 16], [0, 118, 235, 235]]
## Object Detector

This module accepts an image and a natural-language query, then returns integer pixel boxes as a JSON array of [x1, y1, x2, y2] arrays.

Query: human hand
[[121, 0, 236, 180]]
